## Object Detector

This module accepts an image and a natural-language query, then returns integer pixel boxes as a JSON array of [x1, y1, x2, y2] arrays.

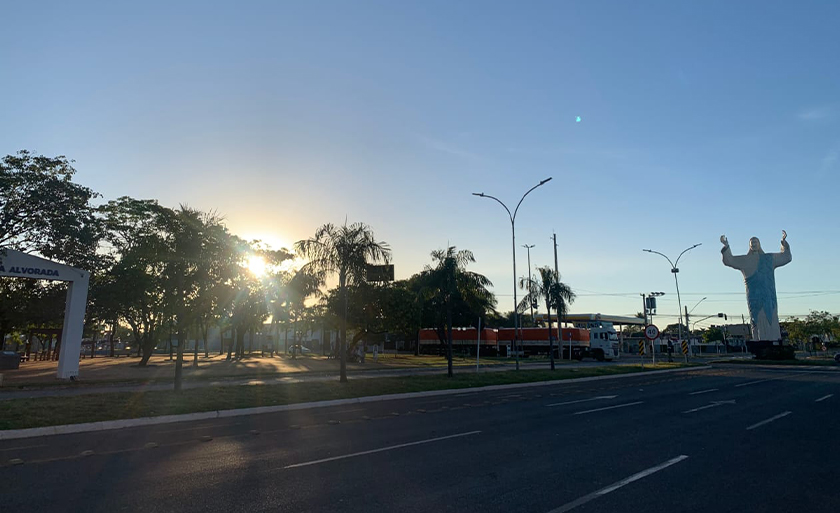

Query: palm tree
[[420, 247, 495, 377], [295, 222, 391, 382], [519, 266, 575, 370]]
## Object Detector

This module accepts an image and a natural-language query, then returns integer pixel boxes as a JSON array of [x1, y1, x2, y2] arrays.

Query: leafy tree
[[286, 268, 324, 358], [484, 310, 517, 329], [98, 197, 173, 366], [295, 222, 391, 382], [518, 266, 575, 370], [418, 247, 495, 377], [1, 150, 102, 269], [702, 326, 725, 344]]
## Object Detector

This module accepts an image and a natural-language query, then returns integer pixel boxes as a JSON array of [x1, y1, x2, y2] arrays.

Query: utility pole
[[685, 305, 691, 359]]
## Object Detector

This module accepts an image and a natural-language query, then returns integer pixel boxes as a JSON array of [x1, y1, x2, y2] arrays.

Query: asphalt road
[[1, 365, 838, 512]]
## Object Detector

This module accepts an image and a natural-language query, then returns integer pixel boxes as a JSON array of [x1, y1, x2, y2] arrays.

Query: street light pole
[[523, 244, 535, 327], [686, 297, 707, 356], [474, 178, 553, 371], [643, 243, 701, 362]]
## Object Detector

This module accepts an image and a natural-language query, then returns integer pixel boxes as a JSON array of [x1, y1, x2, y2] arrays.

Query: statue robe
[[722, 241, 791, 340]]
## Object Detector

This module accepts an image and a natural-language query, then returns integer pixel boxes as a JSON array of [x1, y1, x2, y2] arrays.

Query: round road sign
[[644, 325, 660, 341]]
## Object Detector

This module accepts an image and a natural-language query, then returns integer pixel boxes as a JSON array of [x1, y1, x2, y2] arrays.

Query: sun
[[246, 255, 268, 277]]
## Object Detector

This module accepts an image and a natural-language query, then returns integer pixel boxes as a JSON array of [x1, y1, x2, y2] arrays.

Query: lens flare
[[247, 255, 268, 277]]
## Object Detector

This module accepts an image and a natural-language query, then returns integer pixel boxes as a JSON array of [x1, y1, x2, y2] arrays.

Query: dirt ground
[[0, 352, 489, 387]]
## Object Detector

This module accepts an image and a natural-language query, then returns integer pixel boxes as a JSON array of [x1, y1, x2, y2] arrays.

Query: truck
[[534, 313, 625, 361]]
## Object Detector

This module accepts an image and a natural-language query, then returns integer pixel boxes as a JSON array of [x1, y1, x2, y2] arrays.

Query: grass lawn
[[0, 363, 694, 431], [1, 353, 518, 389]]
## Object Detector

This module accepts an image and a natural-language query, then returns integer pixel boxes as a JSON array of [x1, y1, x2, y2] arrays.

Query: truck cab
[[573, 320, 620, 361]]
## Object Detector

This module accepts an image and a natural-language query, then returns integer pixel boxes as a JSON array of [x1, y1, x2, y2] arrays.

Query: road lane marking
[[546, 395, 618, 407], [282, 430, 481, 469], [572, 401, 643, 415], [735, 379, 771, 387], [689, 388, 718, 395], [815, 394, 833, 402], [546, 455, 689, 513], [746, 411, 792, 430], [683, 400, 735, 414]]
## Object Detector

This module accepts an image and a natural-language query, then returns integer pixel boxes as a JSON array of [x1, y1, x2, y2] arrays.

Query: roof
[[535, 313, 646, 326]]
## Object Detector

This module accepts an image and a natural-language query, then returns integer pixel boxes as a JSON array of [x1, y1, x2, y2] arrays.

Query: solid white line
[[746, 411, 792, 430], [735, 379, 770, 387], [283, 431, 481, 469], [572, 401, 644, 415], [815, 394, 833, 402], [689, 388, 718, 395], [546, 455, 689, 513], [546, 395, 618, 407]]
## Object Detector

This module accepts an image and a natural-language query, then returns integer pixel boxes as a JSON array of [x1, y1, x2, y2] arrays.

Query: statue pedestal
[[747, 340, 795, 360]]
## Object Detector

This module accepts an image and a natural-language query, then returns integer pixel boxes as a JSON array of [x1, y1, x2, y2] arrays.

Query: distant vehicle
[[834, 352, 840, 364], [287, 344, 311, 354]]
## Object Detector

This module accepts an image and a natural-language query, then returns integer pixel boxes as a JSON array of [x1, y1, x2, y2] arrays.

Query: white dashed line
[[735, 379, 770, 387], [689, 389, 718, 395], [815, 394, 833, 402], [283, 431, 481, 469], [546, 395, 618, 407], [572, 401, 644, 415], [546, 455, 689, 512], [746, 411, 792, 430]]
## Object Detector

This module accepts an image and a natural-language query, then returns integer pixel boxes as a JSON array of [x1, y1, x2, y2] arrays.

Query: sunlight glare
[[247, 255, 268, 277]]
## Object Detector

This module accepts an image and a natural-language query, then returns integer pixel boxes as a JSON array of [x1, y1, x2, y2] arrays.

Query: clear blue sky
[[3, 1, 839, 329]]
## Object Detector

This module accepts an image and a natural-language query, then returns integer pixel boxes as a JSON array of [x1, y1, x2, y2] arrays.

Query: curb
[[0, 365, 707, 441]]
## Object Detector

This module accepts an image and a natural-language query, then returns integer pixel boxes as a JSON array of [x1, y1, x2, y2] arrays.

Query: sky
[[3, 0, 839, 331]]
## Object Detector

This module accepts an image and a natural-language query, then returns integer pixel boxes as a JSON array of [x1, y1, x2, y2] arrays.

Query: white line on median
[[282, 431, 481, 469], [572, 401, 643, 415], [689, 388, 718, 395], [546, 455, 690, 513], [746, 411, 792, 430], [815, 394, 833, 402], [546, 395, 618, 407]]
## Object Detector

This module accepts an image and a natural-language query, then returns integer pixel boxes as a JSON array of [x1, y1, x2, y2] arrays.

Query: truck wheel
[[593, 349, 605, 362]]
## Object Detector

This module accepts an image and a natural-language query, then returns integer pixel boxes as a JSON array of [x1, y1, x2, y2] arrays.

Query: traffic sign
[[681, 341, 689, 355], [638, 340, 645, 355], [644, 325, 660, 341]]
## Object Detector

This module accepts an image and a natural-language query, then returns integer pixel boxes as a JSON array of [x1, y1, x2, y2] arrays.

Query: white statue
[[720, 231, 791, 340]]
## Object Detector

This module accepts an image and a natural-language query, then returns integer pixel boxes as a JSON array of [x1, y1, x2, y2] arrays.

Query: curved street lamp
[[474, 177, 552, 370], [643, 243, 701, 359]]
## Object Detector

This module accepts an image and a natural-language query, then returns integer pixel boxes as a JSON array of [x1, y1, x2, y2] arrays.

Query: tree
[[1, 151, 102, 270], [286, 268, 324, 358], [295, 222, 391, 382], [518, 266, 575, 370], [99, 197, 174, 366], [703, 326, 725, 344], [418, 247, 495, 377]]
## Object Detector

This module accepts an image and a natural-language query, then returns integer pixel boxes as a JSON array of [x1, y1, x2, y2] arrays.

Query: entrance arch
[[0, 248, 89, 379]]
